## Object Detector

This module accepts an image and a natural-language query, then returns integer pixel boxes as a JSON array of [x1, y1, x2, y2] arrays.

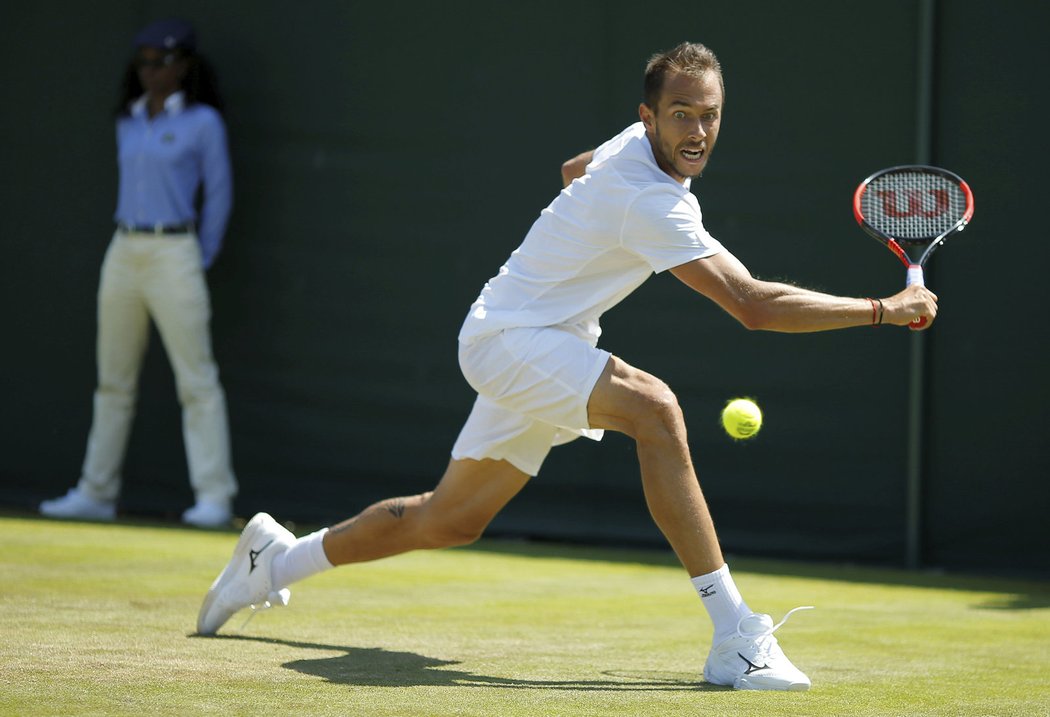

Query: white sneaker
[[39, 488, 116, 521], [197, 512, 295, 635], [703, 607, 814, 691], [182, 500, 232, 528]]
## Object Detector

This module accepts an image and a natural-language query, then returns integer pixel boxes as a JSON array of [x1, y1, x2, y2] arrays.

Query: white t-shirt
[[458, 122, 723, 343]]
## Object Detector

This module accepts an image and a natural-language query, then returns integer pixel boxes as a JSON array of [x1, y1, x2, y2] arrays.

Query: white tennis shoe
[[197, 512, 295, 635], [182, 499, 232, 528], [39, 488, 116, 521], [703, 607, 814, 691]]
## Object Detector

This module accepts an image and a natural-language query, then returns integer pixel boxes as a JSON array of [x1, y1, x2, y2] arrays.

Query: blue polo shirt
[[114, 92, 233, 269]]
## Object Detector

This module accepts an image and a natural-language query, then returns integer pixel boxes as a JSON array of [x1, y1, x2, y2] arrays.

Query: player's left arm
[[561, 150, 594, 187], [670, 251, 938, 332]]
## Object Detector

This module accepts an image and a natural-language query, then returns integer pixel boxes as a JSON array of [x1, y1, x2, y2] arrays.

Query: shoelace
[[736, 605, 814, 640], [238, 588, 291, 630]]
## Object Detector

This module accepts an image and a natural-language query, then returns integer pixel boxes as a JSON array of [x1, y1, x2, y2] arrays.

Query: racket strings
[[861, 171, 967, 242]]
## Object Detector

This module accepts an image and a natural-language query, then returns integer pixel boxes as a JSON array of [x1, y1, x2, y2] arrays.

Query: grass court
[[3, 513, 1047, 716]]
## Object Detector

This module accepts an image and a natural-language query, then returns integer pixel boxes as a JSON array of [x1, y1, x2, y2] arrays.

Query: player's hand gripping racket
[[853, 165, 974, 328]]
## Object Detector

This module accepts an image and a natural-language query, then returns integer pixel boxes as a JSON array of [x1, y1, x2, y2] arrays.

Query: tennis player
[[198, 42, 937, 691]]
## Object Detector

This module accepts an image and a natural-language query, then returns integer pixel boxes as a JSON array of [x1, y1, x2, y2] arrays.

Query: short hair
[[643, 42, 724, 108]]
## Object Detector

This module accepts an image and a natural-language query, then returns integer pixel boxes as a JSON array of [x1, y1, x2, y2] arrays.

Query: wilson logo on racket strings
[[875, 189, 949, 219]]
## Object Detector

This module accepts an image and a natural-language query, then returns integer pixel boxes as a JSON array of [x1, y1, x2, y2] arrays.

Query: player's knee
[[635, 381, 687, 443]]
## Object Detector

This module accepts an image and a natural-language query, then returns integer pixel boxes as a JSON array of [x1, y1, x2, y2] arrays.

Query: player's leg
[[586, 354, 811, 691], [276, 393, 552, 585], [586, 355, 722, 577], [197, 456, 529, 635], [197, 362, 557, 636], [321, 457, 531, 564]]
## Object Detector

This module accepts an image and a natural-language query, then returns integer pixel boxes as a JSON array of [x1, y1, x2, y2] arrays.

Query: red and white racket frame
[[853, 164, 974, 327]]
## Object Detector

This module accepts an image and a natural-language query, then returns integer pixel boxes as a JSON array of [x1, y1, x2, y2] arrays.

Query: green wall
[[2, 1, 1047, 575]]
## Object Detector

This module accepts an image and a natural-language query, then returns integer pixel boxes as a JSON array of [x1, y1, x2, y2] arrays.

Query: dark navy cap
[[133, 19, 197, 51]]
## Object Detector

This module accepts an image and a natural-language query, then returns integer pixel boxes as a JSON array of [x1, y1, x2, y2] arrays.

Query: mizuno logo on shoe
[[697, 584, 717, 598], [249, 538, 275, 574], [738, 652, 770, 674]]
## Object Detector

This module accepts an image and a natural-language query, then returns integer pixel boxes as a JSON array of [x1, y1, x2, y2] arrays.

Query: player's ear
[[639, 102, 655, 132]]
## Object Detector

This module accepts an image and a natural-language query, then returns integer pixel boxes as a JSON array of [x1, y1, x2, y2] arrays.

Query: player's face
[[639, 71, 723, 183]]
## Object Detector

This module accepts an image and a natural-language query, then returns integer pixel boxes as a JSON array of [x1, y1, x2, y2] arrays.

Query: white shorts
[[452, 327, 611, 476]]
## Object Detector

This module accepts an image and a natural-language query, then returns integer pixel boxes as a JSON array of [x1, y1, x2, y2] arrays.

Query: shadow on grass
[[203, 634, 718, 692]]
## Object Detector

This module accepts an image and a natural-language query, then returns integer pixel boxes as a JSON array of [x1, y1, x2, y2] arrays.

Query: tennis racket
[[853, 164, 974, 328]]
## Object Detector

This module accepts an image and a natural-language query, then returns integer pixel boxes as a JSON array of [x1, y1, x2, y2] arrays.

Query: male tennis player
[[198, 42, 937, 691]]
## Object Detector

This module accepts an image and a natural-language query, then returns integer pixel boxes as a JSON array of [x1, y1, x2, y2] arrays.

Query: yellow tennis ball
[[721, 398, 762, 439]]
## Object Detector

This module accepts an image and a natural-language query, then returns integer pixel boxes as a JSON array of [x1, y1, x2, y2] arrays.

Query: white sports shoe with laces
[[197, 512, 295, 635], [703, 607, 814, 691]]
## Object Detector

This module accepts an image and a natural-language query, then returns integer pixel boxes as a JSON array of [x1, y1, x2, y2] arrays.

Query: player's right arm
[[670, 251, 938, 332], [561, 151, 594, 187]]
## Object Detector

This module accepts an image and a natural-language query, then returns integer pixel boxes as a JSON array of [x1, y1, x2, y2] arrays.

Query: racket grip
[[906, 264, 925, 287], [905, 264, 927, 329]]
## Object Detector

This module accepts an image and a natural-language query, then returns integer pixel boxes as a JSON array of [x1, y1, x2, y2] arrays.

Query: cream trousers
[[76, 231, 237, 504]]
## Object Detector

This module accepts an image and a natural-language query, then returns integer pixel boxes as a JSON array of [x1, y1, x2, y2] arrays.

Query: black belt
[[117, 222, 195, 235]]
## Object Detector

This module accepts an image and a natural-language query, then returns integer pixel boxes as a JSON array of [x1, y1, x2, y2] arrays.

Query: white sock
[[270, 528, 334, 589], [691, 563, 752, 645]]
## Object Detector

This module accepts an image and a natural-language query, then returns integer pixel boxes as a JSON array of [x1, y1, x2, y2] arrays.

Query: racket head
[[853, 164, 974, 256]]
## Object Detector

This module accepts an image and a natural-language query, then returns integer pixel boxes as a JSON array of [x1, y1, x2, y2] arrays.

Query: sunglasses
[[134, 53, 178, 69]]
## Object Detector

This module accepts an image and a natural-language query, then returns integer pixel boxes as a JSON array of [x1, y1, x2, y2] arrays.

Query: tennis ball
[[721, 398, 762, 440]]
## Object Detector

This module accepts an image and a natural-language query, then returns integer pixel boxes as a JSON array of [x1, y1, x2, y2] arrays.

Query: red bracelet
[[867, 298, 878, 326]]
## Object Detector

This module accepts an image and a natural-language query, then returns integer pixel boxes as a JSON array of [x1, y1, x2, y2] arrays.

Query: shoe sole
[[736, 679, 810, 691], [40, 512, 116, 521], [40, 506, 116, 521], [196, 513, 273, 635], [705, 664, 811, 692]]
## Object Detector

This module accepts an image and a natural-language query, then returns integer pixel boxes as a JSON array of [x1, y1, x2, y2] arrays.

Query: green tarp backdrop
[[2, 1, 1047, 575]]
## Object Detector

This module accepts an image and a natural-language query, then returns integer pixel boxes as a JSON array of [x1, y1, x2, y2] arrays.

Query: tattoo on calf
[[385, 498, 407, 519], [328, 497, 407, 535]]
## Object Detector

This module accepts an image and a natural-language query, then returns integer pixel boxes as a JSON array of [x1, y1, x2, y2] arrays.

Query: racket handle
[[906, 264, 924, 287], [905, 264, 927, 329]]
